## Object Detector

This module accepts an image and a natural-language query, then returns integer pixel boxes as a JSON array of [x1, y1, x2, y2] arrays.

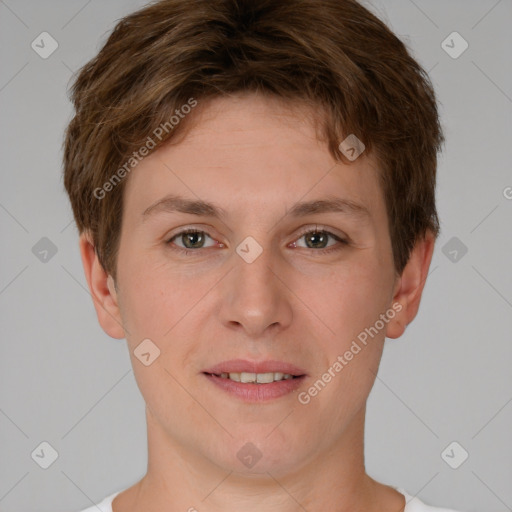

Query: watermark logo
[[134, 338, 161, 366], [31, 441, 59, 469], [32, 237, 58, 263], [441, 441, 469, 469], [338, 134, 365, 161], [237, 442, 263, 468], [442, 236, 468, 263], [236, 236, 263, 264], [31, 32, 58, 59], [441, 32, 469, 60]]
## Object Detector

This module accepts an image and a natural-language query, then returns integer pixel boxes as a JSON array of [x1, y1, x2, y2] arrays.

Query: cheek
[[118, 255, 219, 356], [304, 258, 391, 342], [117, 261, 180, 342]]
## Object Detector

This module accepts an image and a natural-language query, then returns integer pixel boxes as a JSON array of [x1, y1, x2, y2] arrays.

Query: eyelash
[[165, 226, 349, 256]]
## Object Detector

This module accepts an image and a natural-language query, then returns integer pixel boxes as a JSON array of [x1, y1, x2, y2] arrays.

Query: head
[[63, 0, 444, 476]]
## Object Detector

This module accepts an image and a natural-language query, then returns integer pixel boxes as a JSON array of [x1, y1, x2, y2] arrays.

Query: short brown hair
[[63, 0, 444, 282]]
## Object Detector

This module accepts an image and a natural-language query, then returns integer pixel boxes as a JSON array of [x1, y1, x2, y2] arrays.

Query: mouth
[[204, 371, 303, 383], [202, 359, 307, 401]]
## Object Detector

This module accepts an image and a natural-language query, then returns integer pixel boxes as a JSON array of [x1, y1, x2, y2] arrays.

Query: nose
[[218, 242, 293, 339]]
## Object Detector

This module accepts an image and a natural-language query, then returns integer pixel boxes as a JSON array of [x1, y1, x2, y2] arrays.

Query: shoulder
[[400, 490, 465, 512], [75, 490, 121, 512]]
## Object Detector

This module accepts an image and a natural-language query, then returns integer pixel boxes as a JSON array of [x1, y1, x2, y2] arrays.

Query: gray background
[[0, 1, 511, 511]]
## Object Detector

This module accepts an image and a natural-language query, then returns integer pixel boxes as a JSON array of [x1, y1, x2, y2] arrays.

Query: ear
[[385, 230, 436, 339], [79, 231, 125, 339]]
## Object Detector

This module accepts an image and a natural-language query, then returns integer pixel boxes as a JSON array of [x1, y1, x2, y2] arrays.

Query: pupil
[[184, 232, 203, 248], [307, 232, 326, 248]]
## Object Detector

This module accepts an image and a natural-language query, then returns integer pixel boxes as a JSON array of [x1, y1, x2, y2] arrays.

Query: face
[[90, 93, 407, 476]]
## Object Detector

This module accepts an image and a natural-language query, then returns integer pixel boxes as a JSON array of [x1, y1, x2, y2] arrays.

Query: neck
[[121, 405, 401, 512]]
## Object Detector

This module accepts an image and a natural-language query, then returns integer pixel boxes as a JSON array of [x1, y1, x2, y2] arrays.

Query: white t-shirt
[[76, 486, 463, 512]]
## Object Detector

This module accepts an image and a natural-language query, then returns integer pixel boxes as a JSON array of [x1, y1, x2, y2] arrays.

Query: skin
[[80, 92, 435, 512]]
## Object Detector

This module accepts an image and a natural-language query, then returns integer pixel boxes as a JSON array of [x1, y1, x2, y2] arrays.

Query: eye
[[165, 226, 348, 256], [291, 226, 349, 254], [165, 228, 219, 254]]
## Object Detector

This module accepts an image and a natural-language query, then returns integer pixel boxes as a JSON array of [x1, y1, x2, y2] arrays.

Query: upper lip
[[203, 359, 307, 376]]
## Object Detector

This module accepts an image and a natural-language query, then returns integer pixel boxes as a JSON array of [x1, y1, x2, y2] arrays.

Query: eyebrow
[[141, 194, 371, 222]]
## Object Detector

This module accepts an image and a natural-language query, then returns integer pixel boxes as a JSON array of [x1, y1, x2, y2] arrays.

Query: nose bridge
[[236, 242, 276, 299], [219, 238, 292, 336]]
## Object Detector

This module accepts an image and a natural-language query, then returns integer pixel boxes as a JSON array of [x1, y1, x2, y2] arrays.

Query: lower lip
[[203, 373, 306, 402]]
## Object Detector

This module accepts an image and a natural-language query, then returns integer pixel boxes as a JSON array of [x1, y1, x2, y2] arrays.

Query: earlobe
[[385, 230, 436, 340], [79, 231, 125, 339]]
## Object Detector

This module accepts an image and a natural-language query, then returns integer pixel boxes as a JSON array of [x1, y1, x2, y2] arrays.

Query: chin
[[210, 428, 307, 477]]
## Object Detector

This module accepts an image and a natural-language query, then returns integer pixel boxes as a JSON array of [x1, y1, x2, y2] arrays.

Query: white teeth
[[256, 373, 274, 383], [217, 372, 296, 383]]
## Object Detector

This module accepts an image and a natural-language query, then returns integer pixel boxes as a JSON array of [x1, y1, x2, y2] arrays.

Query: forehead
[[122, 93, 386, 227]]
